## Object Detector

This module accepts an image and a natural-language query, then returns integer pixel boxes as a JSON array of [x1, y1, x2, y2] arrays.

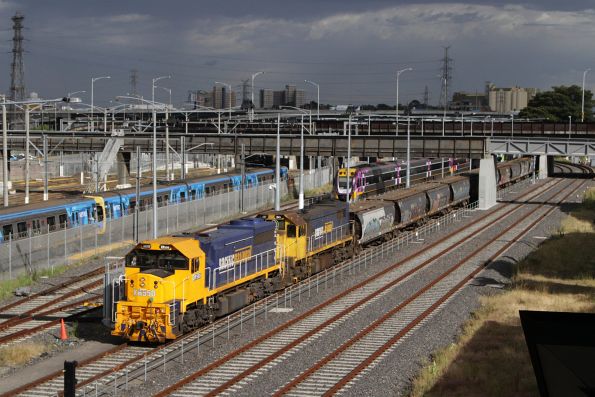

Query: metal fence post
[[28, 228, 32, 270], [47, 224, 50, 271], [9, 233, 12, 279]]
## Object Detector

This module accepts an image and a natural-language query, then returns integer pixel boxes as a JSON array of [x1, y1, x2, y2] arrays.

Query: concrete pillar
[[538, 155, 548, 179], [59, 151, 64, 177], [116, 152, 131, 188], [478, 156, 497, 210], [288, 156, 297, 170]]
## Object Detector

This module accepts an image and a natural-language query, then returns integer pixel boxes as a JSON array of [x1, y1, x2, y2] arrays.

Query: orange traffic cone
[[60, 318, 68, 340]]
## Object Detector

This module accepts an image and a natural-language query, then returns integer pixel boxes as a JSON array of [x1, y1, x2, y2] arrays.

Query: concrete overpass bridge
[[4, 131, 595, 158]]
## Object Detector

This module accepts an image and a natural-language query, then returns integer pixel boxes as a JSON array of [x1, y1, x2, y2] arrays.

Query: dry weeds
[[0, 342, 50, 367], [410, 187, 595, 397]]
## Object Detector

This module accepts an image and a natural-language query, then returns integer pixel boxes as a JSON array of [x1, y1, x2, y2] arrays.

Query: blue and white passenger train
[[0, 167, 287, 242]]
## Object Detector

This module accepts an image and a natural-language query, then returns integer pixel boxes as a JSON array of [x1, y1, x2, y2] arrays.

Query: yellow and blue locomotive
[[112, 217, 280, 342], [109, 199, 354, 342]]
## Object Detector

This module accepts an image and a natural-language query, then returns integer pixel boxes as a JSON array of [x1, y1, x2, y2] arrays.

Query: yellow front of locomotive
[[112, 237, 206, 343]]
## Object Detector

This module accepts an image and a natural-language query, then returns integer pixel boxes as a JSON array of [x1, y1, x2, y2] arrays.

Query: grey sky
[[1, 1, 594, 106]]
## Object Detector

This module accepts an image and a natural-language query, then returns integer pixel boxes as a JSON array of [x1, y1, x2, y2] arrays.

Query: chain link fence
[[0, 176, 295, 280]]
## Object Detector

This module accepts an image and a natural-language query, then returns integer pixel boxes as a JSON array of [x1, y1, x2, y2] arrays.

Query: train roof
[[299, 199, 348, 222], [375, 187, 427, 201], [135, 237, 199, 259], [87, 167, 278, 200], [348, 200, 392, 212], [439, 175, 469, 185]]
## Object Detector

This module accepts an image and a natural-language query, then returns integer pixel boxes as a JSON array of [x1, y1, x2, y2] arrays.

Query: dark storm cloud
[[0, 1, 594, 106]]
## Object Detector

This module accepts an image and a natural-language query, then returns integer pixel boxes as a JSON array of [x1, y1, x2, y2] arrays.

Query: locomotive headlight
[[154, 281, 158, 289], [140, 281, 145, 288], [130, 280, 134, 285]]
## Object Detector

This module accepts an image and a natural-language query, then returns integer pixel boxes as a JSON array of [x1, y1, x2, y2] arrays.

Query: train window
[[47, 217, 56, 231], [180, 192, 186, 202], [59, 214, 68, 228], [2, 225, 13, 239], [189, 189, 196, 200], [192, 258, 199, 273], [17, 222, 27, 237], [287, 225, 297, 238], [126, 249, 188, 271], [276, 220, 285, 230], [32, 220, 41, 234], [298, 226, 305, 237], [164, 194, 169, 203], [157, 196, 163, 207]]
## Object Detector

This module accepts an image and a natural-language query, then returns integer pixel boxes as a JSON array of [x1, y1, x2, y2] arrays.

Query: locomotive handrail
[[307, 222, 352, 252], [210, 247, 280, 290]]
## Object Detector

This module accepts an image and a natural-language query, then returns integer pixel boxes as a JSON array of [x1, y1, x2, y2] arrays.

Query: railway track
[[151, 178, 578, 397], [0, 169, 521, 396], [1, 196, 319, 396], [2, 175, 531, 397], [65, 178, 549, 396], [553, 161, 594, 177], [0, 267, 104, 345], [273, 179, 584, 396]]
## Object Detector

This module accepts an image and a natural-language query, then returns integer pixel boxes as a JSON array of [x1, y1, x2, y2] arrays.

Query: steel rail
[[276, 179, 582, 396], [153, 179, 562, 397], [0, 266, 103, 314]]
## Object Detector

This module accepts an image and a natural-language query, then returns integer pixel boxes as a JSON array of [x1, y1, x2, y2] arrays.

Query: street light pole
[[275, 114, 281, 211], [151, 75, 171, 239], [25, 107, 30, 204], [304, 80, 320, 120], [299, 114, 304, 210], [406, 116, 411, 188], [250, 71, 264, 122], [346, 116, 351, 207], [91, 76, 110, 131], [582, 68, 590, 122], [2, 102, 7, 207], [396, 68, 413, 134]]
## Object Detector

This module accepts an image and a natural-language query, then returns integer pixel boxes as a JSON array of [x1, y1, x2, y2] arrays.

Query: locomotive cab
[[112, 237, 206, 342], [336, 168, 356, 201]]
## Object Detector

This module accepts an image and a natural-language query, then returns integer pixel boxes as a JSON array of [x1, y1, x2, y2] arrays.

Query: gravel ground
[[343, 178, 593, 397], [114, 177, 583, 397], [0, 245, 130, 308]]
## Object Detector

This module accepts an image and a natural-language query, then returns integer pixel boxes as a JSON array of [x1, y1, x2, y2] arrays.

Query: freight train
[[109, 157, 533, 342], [0, 167, 287, 242]]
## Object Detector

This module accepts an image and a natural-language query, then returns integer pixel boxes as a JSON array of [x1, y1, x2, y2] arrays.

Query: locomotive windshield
[[126, 249, 188, 271], [338, 176, 350, 189]]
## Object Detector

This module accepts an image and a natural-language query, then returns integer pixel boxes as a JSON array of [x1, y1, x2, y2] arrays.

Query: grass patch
[[410, 188, 595, 397], [304, 183, 333, 197], [0, 342, 51, 367], [0, 264, 71, 303]]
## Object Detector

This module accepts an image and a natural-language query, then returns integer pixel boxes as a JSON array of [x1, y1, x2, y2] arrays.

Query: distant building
[[273, 91, 285, 108], [212, 85, 237, 109], [487, 83, 538, 113], [284, 85, 305, 107], [451, 91, 488, 111], [259, 89, 274, 109]]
